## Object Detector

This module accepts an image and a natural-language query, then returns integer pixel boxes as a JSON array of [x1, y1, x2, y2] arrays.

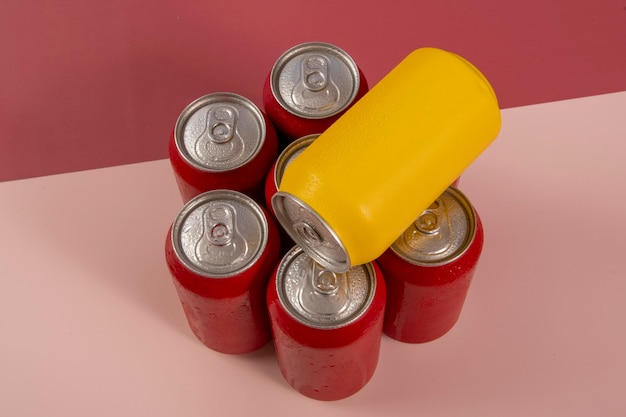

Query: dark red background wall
[[2, 1, 625, 181]]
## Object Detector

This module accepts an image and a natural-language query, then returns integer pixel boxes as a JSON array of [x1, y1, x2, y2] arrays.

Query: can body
[[267, 247, 386, 401], [264, 134, 319, 253], [264, 134, 319, 218], [263, 42, 368, 143], [165, 190, 281, 354], [377, 186, 484, 343], [272, 47, 501, 273], [169, 92, 278, 203]]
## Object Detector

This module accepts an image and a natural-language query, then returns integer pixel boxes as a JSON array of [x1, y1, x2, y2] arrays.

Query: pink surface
[[2, 1, 626, 181], [1, 92, 625, 415]]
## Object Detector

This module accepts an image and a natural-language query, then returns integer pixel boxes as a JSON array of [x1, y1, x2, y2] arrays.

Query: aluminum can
[[272, 47, 501, 273], [264, 134, 319, 253], [165, 190, 281, 354], [267, 246, 386, 401], [263, 42, 368, 143], [264, 134, 319, 218], [169, 92, 278, 203], [376, 186, 484, 343]]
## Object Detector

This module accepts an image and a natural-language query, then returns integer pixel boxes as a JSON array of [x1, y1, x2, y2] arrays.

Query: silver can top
[[272, 192, 350, 273], [272, 134, 319, 189], [270, 42, 361, 119], [275, 246, 376, 329], [170, 190, 268, 277], [174, 92, 266, 172], [391, 186, 477, 266]]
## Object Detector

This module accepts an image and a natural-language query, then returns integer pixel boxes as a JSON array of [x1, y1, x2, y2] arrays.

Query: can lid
[[270, 42, 360, 119], [174, 92, 265, 172], [276, 246, 376, 329], [272, 191, 350, 273], [273, 134, 319, 189], [391, 186, 477, 266], [171, 190, 268, 277]]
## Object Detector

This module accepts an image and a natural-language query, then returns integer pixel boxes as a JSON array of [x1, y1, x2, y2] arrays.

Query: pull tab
[[293, 221, 323, 248], [195, 203, 248, 268], [297, 258, 350, 317], [291, 54, 340, 112], [195, 105, 244, 163], [402, 199, 452, 255]]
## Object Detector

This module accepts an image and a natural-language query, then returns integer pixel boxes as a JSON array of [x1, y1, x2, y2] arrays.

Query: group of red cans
[[165, 42, 484, 401]]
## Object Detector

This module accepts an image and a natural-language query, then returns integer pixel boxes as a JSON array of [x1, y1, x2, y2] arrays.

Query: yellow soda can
[[272, 47, 501, 273]]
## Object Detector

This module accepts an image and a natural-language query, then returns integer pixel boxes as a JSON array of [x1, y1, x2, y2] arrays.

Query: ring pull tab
[[291, 54, 340, 112], [293, 221, 323, 248], [195, 105, 245, 163], [403, 198, 452, 255], [194, 203, 249, 267], [297, 258, 350, 317]]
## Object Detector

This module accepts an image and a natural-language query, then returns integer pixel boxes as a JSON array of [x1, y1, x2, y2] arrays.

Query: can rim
[[170, 189, 269, 278], [173, 92, 266, 172], [269, 41, 360, 119], [275, 246, 377, 329], [272, 191, 351, 273], [272, 134, 319, 190], [390, 186, 478, 267]]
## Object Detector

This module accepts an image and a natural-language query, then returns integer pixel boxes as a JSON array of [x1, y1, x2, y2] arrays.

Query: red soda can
[[267, 246, 386, 401], [165, 190, 281, 354], [376, 186, 484, 343], [262, 42, 368, 143], [169, 92, 278, 203]]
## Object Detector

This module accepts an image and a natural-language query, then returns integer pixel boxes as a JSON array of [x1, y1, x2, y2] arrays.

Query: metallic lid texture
[[273, 134, 319, 189], [391, 186, 477, 266], [171, 190, 268, 277], [270, 42, 360, 119], [275, 246, 376, 329], [272, 192, 350, 272], [174, 92, 266, 172]]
